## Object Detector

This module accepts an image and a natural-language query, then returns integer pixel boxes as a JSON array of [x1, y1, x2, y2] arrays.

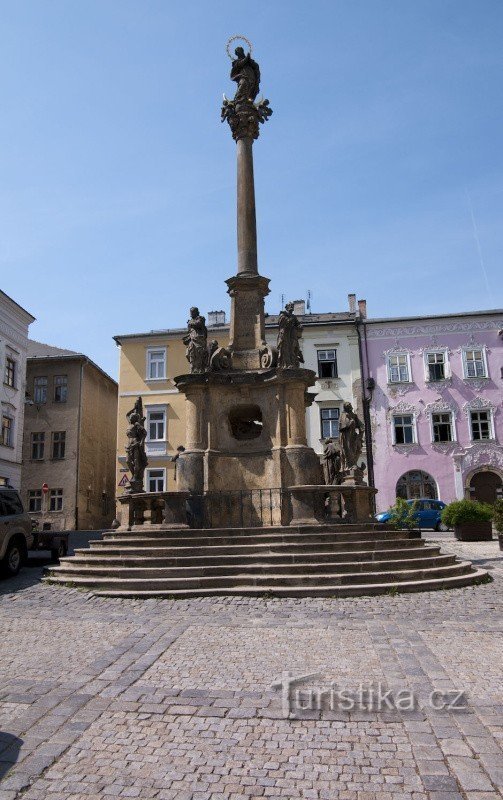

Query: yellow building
[[114, 298, 366, 497]]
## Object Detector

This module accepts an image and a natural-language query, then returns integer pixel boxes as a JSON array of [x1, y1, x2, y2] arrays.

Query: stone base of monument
[[45, 485, 487, 598]]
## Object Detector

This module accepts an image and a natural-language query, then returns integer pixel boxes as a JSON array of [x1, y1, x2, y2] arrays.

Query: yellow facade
[[115, 328, 230, 495]]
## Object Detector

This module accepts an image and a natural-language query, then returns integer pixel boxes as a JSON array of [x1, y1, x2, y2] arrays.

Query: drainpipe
[[75, 359, 84, 530], [356, 317, 375, 498]]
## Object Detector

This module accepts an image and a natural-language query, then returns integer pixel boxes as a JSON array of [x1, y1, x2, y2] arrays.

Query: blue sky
[[1, 0, 502, 379]]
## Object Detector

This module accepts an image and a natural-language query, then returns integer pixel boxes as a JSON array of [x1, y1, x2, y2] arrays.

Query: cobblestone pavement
[[0, 534, 502, 800]]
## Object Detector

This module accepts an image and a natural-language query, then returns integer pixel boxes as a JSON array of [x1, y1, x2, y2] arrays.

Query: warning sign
[[118, 474, 130, 488]]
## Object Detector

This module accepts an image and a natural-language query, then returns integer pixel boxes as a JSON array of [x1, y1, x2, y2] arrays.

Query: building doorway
[[469, 470, 502, 504], [396, 470, 438, 500]]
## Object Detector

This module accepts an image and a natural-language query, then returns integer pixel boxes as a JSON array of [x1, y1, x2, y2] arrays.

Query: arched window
[[396, 471, 438, 500]]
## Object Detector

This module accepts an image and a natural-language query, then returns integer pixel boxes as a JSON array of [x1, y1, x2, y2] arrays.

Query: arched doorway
[[396, 470, 438, 500], [469, 470, 502, 504]]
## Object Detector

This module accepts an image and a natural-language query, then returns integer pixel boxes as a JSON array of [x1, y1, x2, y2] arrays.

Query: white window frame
[[146, 406, 166, 443], [462, 347, 488, 379], [146, 347, 167, 381], [317, 349, 338, 379], [469, 408, 495, 442], [320, 406, 340, 440], [387, 353, 412, 384], [1, 414, 14, 447], [423, 349, 450, 383], [34, 376, 48, 404], [146, 467, 166, 493], [391, 412, 417, 446], [430, 411, 457, 444]]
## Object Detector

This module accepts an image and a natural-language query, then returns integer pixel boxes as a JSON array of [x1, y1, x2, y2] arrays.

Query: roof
[[113, 311, 357, 344], [365, 309, 503, 325], [27, 340, 117, 386], [28, 340, 78, 358], [0, 290, 35, 323]]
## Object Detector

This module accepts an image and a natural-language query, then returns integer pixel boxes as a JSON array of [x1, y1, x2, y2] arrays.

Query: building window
[[317, 350, 338, 378], [393, 414, 415, 445], [148, 410, 165, 441], [147, 468, 165, 493], [52, 431, 66, 459], [49, 488, 63, 512], [470, 410, 492, 441], [54, 375, 68, 403], [1, 416, 13, 447], [320, 407, 340, 439], [31, 432, 45, 460], [147, 348, 166, 380], [28, 490, 42, 512], [426, 352, 446, 382], [432, 412, 453, 443], [463, 349, 487, 379], [387, 354, 410, 383], [34, 376, 48, 404], [4, 357, 16, 388], [396, 471, 437, 500]]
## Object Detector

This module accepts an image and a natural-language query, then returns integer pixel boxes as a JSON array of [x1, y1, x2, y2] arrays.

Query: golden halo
[[226, 35, 253, 60]]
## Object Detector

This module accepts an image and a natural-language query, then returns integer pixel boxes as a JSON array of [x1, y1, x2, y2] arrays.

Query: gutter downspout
[[356, 317, 375, 502]]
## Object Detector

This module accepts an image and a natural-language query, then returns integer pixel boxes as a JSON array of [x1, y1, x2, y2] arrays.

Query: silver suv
[[0, 487, 34, 577]]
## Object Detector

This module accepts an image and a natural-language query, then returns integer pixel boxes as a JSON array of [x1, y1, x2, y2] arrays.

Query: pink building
[[360, 310, 503, 512]]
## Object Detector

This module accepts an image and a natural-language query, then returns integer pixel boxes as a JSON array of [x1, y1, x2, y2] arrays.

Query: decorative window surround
[[146, 347, 167, 381], [460, 342, 489, 381], [424, 400, 458, 445], [388, 401, 419, 447], [145, 404, 168, 456], [384, 349, 412, 385], [421, 348, 451, 385], [463, 398, 496, 442]]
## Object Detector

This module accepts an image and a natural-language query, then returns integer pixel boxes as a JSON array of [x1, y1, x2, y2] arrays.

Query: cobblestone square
[[1, 533, 502, 799]]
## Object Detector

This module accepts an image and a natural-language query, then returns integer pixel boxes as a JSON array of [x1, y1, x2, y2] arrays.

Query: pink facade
[[362, 311, 503, 512]]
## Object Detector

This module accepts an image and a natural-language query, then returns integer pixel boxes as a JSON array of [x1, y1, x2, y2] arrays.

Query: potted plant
[[388, 498, 420, 533], [493, 499, 503, 550], [441, 499, 493, 542]]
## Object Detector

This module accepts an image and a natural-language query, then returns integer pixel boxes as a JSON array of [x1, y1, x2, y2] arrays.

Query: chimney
[[207, 310, 226, 327], [357, 299, 367, 319], [292, 299, 306, 316], [348, 293, 356, 313]]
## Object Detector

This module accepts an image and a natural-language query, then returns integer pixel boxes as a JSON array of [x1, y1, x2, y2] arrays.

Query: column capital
[[221, 99, 273, 141]]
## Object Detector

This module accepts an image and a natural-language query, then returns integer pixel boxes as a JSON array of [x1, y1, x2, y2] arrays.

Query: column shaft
[[237, 137, 258, 275]]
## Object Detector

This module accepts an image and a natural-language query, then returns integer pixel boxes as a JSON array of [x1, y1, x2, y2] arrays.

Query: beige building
[[114, 298, 365, 495], [0, 290, 35, 489], [21, 341, 118, 530]]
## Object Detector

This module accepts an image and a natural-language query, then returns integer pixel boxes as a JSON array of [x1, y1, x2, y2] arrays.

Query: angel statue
[[125, 397, 148, 493]]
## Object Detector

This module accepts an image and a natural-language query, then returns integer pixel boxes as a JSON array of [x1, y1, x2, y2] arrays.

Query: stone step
[[99, 527, 415, 548], [103, 522, 394, 539], [78, 538, 425, 559], [46, 560, 472, 591], [52, 553, 457, 579], [59, 545, 444, 569], [44, 565, 486, 598]]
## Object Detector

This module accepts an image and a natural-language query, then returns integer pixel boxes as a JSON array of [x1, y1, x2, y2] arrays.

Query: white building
[[0, 290, 35, 489]]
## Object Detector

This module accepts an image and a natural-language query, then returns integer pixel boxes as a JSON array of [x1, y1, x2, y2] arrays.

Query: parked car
[[0, 487, 34, 577], [376, 499, 448, 531]]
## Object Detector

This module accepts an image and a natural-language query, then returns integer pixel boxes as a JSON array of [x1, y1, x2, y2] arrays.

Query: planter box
[[454, 522, 492, 542]]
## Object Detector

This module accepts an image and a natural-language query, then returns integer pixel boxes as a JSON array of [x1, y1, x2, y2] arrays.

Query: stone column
[[177, 384, 206, 493], [237, 137, 258, 275]]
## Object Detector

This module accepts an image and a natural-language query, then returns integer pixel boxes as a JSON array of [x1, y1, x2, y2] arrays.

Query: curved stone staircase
[[44, 524, 487, 598]]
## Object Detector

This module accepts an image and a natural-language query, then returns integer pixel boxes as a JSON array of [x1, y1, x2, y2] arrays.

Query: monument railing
[[116, 485, 377, 530]]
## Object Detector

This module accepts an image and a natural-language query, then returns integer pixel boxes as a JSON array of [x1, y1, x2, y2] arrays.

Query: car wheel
[[2, 539, 24, 577], [435, 521, 449, 532], [51, 541, 68, 562]]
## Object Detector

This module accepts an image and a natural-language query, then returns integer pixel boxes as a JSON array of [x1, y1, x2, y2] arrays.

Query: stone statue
[[230, 46, 260, 103], [125, 397, 148, 493], [208, 339, 232, 371], [321, 438, 342, 485], [277, 302, 304, 369], [221, 44, 273, 141], [183, 307, 208, 373], [339, 402, 365, 472]]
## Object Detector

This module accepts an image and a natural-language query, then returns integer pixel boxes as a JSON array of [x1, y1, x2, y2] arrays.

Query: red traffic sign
[[118, 475, 130, 488], [42, 483, 49, 494]]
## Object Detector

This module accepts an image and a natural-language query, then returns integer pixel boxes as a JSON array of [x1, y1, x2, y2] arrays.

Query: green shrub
[[441, 499, 493, 528], [493, 498, 503, 534], [388, 498, 419, 530]]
